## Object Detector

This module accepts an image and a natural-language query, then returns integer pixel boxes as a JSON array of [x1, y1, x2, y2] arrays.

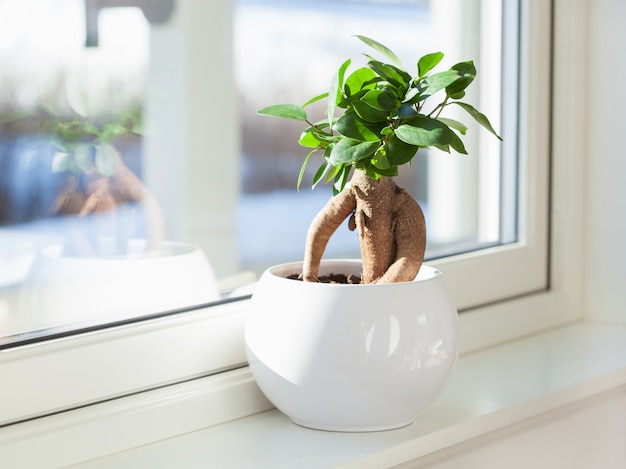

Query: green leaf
[[385, 134, 420, 165], [51, 150, 71, 173], [99, 122, 129, 143], [94, 143, 116, 177], [372, 165, 399, 178], [335, 110, 383, 141], [446, 61, 476, 96], [396, 116, 467, 154], [0, 109, 32, 125], [397, 103, 418, 118], [445, 129, 467, 154], [403, 87, 419, 103], [354, 35, 403, 68], [328, 59, 352, 124], [55, 121, 97, 142], [312, 158, 330, 189], [382, 84, 402, 100], [73, 144, 94, 172], [352, 99, 389, 123], [297, 149, 317, 191], [329, 138, 379, 165], [83, 121, 100, 136], [333, 165, 352, 194], [298, 131, 321, 148], [449, 101, 502, 139], [120, 107, 143, 135], [418, 52, 444, 78], [437, 117, 468, 135], [361, 89, 398, 111], [257, 104, 307, 121], [364, 164, 381, 180], [417, 70, 461, 99], [302, 92, 328, 108], [372, 150, 391, 169], [343, 67, 378, 97], [367, 60, 411, 89], [325, 162, 342, 184], [298, 126, 337, 148], [448, 91, 465, 100]]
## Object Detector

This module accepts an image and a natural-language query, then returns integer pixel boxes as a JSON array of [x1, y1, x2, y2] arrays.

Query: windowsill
[[46, 319, 626, 469]]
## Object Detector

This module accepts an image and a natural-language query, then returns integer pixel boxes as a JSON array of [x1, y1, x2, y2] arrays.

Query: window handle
[[84, 0, 175, 47]]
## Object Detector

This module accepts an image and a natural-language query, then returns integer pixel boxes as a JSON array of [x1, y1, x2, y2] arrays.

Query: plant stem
[[430, 96, 450, 119]]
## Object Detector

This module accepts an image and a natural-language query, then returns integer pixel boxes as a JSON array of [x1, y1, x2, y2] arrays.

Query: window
[[0, 0, 560, 427]]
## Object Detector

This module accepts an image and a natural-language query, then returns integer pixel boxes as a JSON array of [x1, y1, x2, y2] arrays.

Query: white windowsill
[[7, 319, 621, 469]]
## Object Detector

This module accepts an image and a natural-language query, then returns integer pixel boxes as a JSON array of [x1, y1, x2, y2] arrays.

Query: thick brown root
[[110, 152, 145, 204], [110, 152, 164, 250], [375, 188, 426, 284], [52, 176, 86, 216], [51, 146, 164, 253], [80, 177, 117, 215], [303, 170, 427, 284], [302, 188, 356, 282]]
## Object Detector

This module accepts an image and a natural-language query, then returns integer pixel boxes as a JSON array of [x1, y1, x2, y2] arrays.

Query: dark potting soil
[[286, 272, 362, 284]]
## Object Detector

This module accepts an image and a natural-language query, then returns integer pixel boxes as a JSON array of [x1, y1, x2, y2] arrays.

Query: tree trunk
[[52, 148, 164, 253], [303, 170, 426, 284]]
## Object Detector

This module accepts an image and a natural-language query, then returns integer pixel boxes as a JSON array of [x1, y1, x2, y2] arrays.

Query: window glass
[[0, 0, 517, 348], [0, 0, 162, 344]]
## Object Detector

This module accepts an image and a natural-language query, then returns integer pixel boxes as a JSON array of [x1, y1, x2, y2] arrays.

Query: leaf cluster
[[48, 112, 141, 178], [258, 35, 501, 193]]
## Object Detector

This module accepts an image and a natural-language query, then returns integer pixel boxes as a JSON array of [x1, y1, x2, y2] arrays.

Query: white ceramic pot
[[245, 259, 458, 432], [18, 240, 220, 331]]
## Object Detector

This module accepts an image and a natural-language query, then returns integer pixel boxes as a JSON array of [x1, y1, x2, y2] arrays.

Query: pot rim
[[265, 259, 441, 287], [37, 239, 202, 262]]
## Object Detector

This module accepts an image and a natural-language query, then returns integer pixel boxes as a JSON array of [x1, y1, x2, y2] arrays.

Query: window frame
[[427, 0, 549, 311], [0, 0, 586, 428]]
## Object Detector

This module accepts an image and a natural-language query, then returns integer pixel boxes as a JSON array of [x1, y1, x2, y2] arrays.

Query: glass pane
[[0, 0, 201, 345]]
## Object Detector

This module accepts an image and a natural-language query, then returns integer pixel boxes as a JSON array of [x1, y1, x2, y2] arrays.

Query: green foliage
[[1, 107, 142, 179], [47, 110, 141, 178], [257, 35, 502, 193]]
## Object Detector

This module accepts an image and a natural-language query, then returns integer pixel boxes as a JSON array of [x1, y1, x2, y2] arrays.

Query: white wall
[[585, 0, 626, 321]]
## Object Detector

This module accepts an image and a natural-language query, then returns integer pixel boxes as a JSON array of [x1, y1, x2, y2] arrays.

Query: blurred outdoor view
[[0, 0, 156, 340], [0, 0, 149, 282]]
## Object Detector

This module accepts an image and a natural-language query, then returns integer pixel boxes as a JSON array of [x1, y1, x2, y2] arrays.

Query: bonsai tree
[[0, 108, 164, 255], [258, 36, 501, 284], [49, 113, 142, 213], [47, 111, 164, 255]]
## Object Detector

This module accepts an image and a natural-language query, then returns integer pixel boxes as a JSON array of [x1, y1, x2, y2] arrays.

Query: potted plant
[[245, 36, 501, 431], [45, 110, 164, 256], [12, 111, 220, 330]]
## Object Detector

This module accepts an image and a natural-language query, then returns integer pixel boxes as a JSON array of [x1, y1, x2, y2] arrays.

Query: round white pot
[[245, 259, 458, 432], [18, 240, 220, 331]]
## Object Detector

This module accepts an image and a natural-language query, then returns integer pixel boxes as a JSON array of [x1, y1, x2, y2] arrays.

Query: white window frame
[[430, 0, 549, 311], [0, 0, 585, 428]]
